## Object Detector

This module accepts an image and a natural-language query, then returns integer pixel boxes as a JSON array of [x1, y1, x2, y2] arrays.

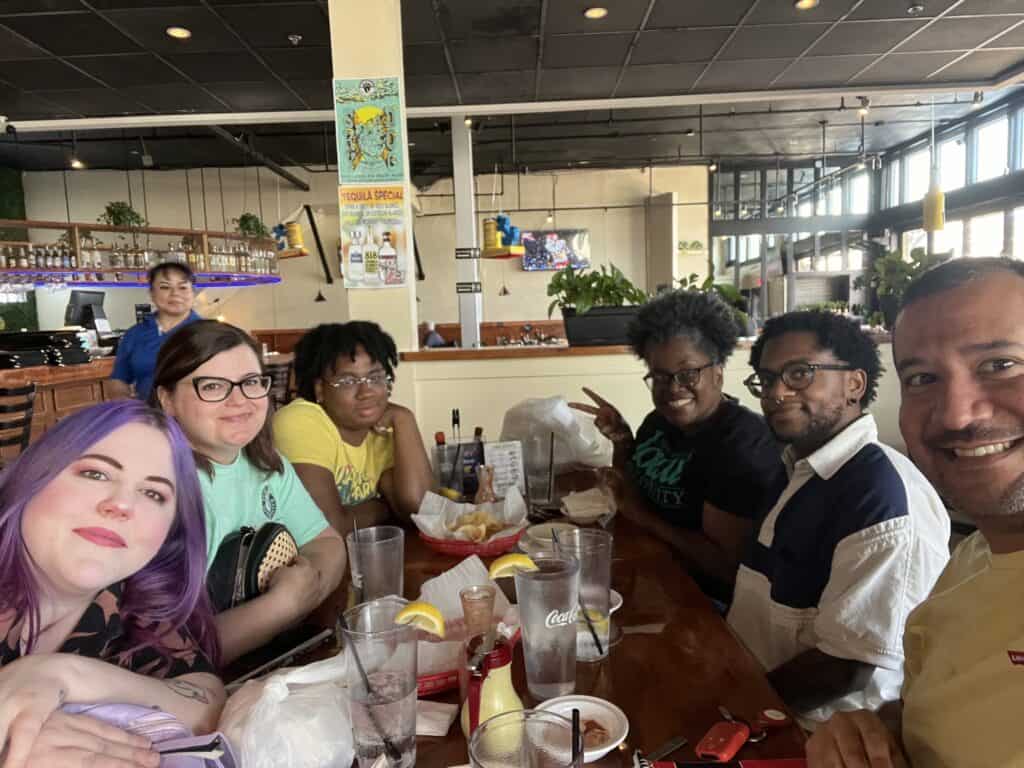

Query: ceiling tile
[[537, 66, 618, 98], [85, 1, 205, 7], [899, 17, 1019, 52], [720, 24, 830, 61], [404, 43, 451, 77], [544, 0, 650, 34], [776, 54, 880, 86], [630, 29, 732, 65], [987, 22, 1024, 46], [286, 79, 332, 109], [401, 0, 440, 43], [849, 0, 960, 20], [458, 69, 534, 102], [807, 20, 927, 56], [746, 0, 852, 24], [0, 0, 81, 12], [259, 47, 331, 80], [930, 49, 1024, 80], [0, 86, 77, 119], [695, 59, 791, 90], [215, 3, 329, 48], [0, 25, 48, 60], [165, 51, 268, 83], [451, 36, 537, 72], [543, 33, 631, 68], [437, 0, 541, 40], [73, 53, 187, 88], [42, 88, 151, 116], [954, 0, 1024, 13], [101, 7, 243, 53], [205, 81, 305, 110], [119, 82, 229, 112], [0, 59, 100, 89], [647, 0, 754, 28], [404, 74, 459, 106], [2, 13, 138, 55], [852, 51, 960, 82], [616, 62, 704, 96]]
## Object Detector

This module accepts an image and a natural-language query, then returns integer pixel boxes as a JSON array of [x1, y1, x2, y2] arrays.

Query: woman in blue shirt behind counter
[[109, 262, 201, 401]]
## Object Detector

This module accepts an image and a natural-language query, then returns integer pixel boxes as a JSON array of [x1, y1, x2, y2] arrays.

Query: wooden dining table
[[353, 511, 809, 767]]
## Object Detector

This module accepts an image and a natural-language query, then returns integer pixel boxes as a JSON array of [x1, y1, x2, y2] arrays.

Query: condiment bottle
[[459, 636, 522, 738]]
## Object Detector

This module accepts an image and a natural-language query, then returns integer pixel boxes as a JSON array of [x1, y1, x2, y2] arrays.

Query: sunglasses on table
[[191, 375, 273, 402], [743, 362, 854, 398]]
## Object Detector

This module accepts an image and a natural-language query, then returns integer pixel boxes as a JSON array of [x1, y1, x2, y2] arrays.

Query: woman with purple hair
[[0, 400, 224, 768]]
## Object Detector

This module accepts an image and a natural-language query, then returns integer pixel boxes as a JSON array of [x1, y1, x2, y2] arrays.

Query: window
[[738, 234, 762, 263], [738, 171, 760, 220], [887, 158, 901, 207], [939, 136, 966, 191], [935, 220, 963, 260], [798, 199, 813, 218], [968, 212, 1005, 258], [903, 228, 927, 257], [905, 147, 931, 203], [976, 116, 1009, 183], [828, 180, 843, 214], [1014, 208, 1024, 260], [849, 173, 870, 214], [714, 236, 734, 268], [826, 251, 844, 272], [848, 249, 864, 270]]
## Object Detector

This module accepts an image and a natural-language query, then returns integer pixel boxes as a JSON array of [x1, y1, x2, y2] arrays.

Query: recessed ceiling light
[[70, 157, 84, 169], [166, 26, 191, 39], [794, 0, 819, 9], [684, 128, 695, 137], [583, 7, 608, 19], [463, 116, 473, 126], [708, 160, 718, 172], [907, 1, 925, 14]]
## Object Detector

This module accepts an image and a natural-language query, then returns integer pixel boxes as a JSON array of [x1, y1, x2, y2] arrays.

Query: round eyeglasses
[[743, 362, 854, 398], [643, 362, 716, 391], [191, 375, 273, 403]]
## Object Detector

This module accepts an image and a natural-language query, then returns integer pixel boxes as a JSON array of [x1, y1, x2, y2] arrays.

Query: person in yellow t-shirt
[[273, 321, 432, 533], [807, 258, 1024, 768]]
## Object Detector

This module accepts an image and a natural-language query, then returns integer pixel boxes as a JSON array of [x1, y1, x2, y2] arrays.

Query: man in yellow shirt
[[807, 257, 1024, 768]]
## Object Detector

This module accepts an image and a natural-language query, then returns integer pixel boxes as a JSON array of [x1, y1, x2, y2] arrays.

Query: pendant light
[[922, 96, 945, 237]]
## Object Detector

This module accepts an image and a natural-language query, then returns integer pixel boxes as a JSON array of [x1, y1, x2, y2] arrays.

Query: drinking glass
[[460, 584, 497, 638], [560, 529, 612, 662], [514, 555, 579, 700], [346, 525, 404, 602], [341, 596, 417, 768], [469, 709, 578, 768]]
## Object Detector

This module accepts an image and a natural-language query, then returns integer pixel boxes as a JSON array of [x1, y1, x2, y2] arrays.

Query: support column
[[328, 0, 417, 358], [452, 119, 482, 348]]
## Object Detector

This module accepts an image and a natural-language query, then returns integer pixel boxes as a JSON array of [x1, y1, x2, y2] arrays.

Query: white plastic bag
[[499, 396, 611, 474], [218, 651, 354, 768]]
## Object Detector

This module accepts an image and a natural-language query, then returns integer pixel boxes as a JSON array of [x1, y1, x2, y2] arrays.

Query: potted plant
[[234, 212, 269, 239], [853, 247, 950, 329], [678, 274, 753, 336], [547, 264, 648, 346], [98, 201, 145, 229]]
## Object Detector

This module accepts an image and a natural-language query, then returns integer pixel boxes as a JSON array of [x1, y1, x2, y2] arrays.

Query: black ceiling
[[0, 0, 1022, 183]]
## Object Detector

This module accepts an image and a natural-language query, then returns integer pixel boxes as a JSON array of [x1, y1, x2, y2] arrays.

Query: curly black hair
[[901, 257, 1024, 311], [293, 321, 398, 402], [749, 310, 883, 406], [627, 289, 739, 364]]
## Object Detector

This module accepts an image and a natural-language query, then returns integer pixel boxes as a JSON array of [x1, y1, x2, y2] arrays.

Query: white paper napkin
[[416, 700, 460, 737]]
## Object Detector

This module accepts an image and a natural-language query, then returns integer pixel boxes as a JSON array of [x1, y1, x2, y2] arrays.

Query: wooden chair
[[0, 384, 36, 468], [265, 360, 294, 409]]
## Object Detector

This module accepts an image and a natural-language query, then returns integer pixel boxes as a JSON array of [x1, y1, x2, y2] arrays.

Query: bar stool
[[0, 384, 36, 468]]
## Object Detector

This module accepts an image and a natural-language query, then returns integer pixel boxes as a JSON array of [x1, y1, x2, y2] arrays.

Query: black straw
[[551, 530, 605, 657], [572, 707, 581, 767], [338, 612, 402, 764]]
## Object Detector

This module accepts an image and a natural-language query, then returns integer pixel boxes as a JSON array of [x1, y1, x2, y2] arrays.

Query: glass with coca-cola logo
[[515, 554, 580, 700]]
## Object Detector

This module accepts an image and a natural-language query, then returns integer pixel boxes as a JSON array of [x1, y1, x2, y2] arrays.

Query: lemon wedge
[[394, 601, 446, 638], [488, 553, 538, 580]]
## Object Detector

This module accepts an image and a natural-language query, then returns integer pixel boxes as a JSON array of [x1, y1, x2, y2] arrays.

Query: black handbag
[[207, 523, 299, 613]]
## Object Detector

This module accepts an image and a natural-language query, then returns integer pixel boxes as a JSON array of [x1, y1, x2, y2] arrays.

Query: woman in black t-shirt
[[571, 290, 784, 601]]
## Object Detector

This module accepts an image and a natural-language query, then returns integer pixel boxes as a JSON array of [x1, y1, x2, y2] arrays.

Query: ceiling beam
[[430, 0, 462, 105], [208, 126, 310, 191]]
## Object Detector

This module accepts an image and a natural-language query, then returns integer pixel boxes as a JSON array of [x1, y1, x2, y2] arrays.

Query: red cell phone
[[695, 720, 750, 762]]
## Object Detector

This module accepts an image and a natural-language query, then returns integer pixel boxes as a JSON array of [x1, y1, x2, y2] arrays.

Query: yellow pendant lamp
[[922, 98, 945, 234]]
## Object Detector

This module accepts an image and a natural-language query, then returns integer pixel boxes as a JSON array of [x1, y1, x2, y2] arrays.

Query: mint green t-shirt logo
[[261, 485, 278, 519]]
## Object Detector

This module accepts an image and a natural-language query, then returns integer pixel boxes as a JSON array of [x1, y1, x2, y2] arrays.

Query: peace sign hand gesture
[[569, 388, 633, 444]]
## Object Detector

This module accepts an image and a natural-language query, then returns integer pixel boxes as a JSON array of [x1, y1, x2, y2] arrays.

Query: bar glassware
[[346, 525, 404, 603], [514, 554, 580, 700], [469, 709, 578, 768]]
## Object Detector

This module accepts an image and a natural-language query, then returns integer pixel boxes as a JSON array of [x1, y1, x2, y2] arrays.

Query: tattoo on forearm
[[164, 680, 210, 704]]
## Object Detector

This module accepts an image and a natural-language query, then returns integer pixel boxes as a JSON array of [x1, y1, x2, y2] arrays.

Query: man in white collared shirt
[[727, 311, 950, 727]]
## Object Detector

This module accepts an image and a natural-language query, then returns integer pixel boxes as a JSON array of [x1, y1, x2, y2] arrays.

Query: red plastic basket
[[418, 528, 525, 557]]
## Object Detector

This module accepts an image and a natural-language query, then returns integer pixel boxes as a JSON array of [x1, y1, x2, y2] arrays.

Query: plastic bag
[[499, 396, 611, 476], [218, 651, 353, 768]]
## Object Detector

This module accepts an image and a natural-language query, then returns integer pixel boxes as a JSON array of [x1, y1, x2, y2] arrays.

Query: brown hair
[[149, 319, 283, 477]]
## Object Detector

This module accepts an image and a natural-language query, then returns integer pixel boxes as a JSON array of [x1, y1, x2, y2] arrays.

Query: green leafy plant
[[678, 240, 706, 252], [853, 247, 951, 329], [97, 201, 145, 229], [678, 273, 751, 335], [546, 264, 648, 318], [234, 212, 269, 238]]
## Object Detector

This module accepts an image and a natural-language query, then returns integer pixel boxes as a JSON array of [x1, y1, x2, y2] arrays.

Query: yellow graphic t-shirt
[[273, 398, 395, 506]]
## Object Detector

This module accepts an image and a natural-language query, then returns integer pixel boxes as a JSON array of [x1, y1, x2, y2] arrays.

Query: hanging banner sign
[[333, 77, 406, 185], [339, 185, 408, 289]]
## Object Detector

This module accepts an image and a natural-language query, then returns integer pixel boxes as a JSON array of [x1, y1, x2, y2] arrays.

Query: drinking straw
[[572, 708, 581, 767], [446, 442, 463, 490], [337, 611, 401, 764], [546, 431, 556, 503], [551, 530, 604, 657], [351, 513, 365, 604]]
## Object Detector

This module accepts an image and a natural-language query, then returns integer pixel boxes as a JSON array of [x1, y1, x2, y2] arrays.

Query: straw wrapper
[[412, 486, 528, 543]]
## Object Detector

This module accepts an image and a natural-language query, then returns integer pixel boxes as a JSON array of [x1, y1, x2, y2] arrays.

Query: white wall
[[22, 167, 350, 333], [415, 166, 709, 324]]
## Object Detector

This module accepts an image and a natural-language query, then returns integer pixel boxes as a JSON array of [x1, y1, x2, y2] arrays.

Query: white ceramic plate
[[536, 695, 629, 763], [519, 522, 578, 554]]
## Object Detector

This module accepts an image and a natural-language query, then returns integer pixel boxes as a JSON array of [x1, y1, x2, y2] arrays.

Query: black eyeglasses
[[743, 362, 854, 398], [643, 362, 716, 391], [191, 375, 273, 403]]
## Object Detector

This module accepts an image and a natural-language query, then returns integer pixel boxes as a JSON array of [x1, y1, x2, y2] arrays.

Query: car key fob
[[695, 720, 750, 762]]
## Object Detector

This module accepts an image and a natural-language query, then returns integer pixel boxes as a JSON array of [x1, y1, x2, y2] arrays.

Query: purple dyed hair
[[0, 399, 220, 667]]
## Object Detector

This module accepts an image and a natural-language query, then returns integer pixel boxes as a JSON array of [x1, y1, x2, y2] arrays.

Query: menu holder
[[433, 440, 526, 501]]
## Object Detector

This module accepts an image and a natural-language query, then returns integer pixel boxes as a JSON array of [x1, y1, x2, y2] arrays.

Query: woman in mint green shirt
[[151, 320, 346, 665]]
